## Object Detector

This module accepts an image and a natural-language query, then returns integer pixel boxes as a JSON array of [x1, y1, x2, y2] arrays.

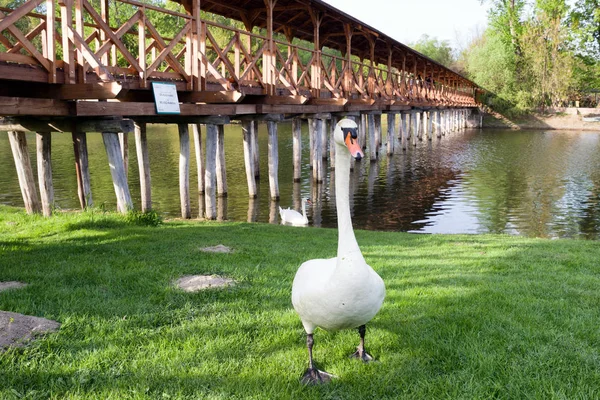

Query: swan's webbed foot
[[350, 348, 374, 362], [300, 367, 335, 385]]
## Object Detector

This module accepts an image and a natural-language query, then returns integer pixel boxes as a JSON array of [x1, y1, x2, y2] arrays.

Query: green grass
[[1, 205, 600, 399]]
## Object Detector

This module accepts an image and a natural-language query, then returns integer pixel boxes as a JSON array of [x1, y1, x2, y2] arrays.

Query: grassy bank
[[1, 206, 600, 399]]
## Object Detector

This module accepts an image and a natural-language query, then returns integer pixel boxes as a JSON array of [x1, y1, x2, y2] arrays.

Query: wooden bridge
[[1, 0, 482, 218]]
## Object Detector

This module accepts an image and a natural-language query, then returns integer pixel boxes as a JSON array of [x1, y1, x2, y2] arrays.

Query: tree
[[569, 0, 600, 58], [410, 35, 454, 68]]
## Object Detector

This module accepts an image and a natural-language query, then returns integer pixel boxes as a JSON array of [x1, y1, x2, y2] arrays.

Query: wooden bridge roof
[[176, 0, 477, 87]]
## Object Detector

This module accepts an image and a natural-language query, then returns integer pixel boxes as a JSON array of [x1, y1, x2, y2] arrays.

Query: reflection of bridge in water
[[1, 0, 482, 218]]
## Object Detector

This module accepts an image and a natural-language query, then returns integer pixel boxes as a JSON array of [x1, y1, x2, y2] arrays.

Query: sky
[[322, 0, 492, 50]]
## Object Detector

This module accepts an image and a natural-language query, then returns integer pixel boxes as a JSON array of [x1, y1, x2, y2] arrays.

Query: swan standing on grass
[[279, 198, 312, 226], [291, 119, 386, 385]]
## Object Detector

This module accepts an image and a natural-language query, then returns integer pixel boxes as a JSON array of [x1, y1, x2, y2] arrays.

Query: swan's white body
[[292, 119, 385, 335], [279, 198, 310, 226]]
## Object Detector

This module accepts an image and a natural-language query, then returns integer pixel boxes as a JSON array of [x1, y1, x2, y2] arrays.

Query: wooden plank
[[58, 83, 124, 99], [368, 114, 376, 161], [180, 91, 244, 103], [386, 113, 395, 156], [8, 131, 41, 214], [74, 102, 256, 117], [216, 124, 227, 197], [36, 132, 53, 216], [242, 121, 257, 197], [252, 120, 259, 179], [177, 123, 191, 219], [102, 132, 132, 213], [119, 132, 129, 179], [204, 124, 217, 219], [267, 120, 279, 200], [134, 121, 151, 212], [0, 97, 69, 116]]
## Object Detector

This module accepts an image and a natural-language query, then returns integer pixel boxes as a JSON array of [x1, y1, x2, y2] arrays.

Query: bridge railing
[[0, 0, 476, 106]]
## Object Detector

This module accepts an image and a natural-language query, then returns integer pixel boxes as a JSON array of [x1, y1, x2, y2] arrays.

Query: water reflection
[[3, 125, 600, 238]]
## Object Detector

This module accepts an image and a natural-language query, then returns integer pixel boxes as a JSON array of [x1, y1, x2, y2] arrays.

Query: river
[[2, 123, 600, 239]]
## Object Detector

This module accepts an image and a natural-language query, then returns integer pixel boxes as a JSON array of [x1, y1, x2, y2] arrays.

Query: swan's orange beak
[[344, 129, 363, 160]]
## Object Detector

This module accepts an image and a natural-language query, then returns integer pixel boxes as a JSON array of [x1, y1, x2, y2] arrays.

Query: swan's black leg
[[350, 324, 374, 362], [300, 333, 335, 385]]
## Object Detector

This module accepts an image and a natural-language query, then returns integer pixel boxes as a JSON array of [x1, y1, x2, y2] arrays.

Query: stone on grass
[[176, 275, 235, 292], [0, 281, 27, 292], [0, 311, 60, 351], [200, 244, 232, 253]]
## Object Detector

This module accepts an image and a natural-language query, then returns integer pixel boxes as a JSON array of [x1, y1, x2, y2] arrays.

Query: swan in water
[[291, 118, 386, 385], [279, 198, 312, 226]]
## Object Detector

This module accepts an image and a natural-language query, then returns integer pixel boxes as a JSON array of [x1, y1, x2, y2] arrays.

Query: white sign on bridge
[[152, 82, 180, 114]]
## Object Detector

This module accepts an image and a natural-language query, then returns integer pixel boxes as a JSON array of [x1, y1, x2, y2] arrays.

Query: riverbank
[[483, 107, 600, 130], [2, 206, 600, 398]]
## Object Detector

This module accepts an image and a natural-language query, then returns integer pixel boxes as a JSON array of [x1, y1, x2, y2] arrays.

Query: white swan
[[291, 118, 386, 385], [279, 198, 311, 226]]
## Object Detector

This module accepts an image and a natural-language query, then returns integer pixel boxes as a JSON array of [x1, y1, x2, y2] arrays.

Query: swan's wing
[[280, 208, 304, 222]]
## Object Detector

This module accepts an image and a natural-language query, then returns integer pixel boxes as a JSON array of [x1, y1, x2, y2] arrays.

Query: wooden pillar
[[386, 113, 396, 156], [427, 112, 433, 141], [374, 113, 381, 153], [360, 113, 367, 149], [36, 132, 53, 216], [134, 122, 151, 212], [8, 132, 41, 214], [192, 123, 204, 195], [102, 132, 132, 213], [216, 125, 227, 197], [312, 118, 324, 182], [242, 121, 257, 197], [252, 120, 260, 179], [368, 114, 376, 161], [412, 112, 419, 146], [435, 111, 442, 138], [204, 124, 217, 219], [263, 0, 276, 96], [292, 118, 302, 182], [178, 123, 191, 219], [401, 112, 408, 150], [320, 119, 328, 160], [72, 131, 93, 209], [118, 132, 129, 179], [267, 120, 280, 200], [308, 118, 315, 164], [330, 115, 338, 169]]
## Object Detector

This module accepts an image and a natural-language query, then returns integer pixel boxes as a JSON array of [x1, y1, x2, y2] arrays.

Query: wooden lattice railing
[[0, 0, 477, 106]]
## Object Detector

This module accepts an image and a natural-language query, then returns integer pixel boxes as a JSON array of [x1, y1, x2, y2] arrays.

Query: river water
[[2, 123, 600, 239]]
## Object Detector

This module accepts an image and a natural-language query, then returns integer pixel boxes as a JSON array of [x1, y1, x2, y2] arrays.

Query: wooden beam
[[102, 132, 132, 213], [180, 91, 244, 103], [134, 121, 151, 212], [242, 121, 257, 197], [8, 131, 41, 214], [267, 120, 279, 200], [72, 131, 93, 208], [292, 117, 301, 182], [216, 124, 227, 197], [204, 124, 217, 219], [0, 117, 133, 133], [36, 132, 54, 216], [178, 123, 191, 219]]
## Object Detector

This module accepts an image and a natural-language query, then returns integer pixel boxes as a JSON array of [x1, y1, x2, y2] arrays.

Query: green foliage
[[410, 35, 455, 68], [569, 0, 600, 58], [122, 209, 163, 227]]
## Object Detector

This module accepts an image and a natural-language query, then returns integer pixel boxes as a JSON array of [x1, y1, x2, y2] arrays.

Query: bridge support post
[[330, 115, 338, 169], [401, 112, 408, 150], [216, 124, 227, 197], [311, 117, 325, 183], [374, 113, 382, 154], [36, 132, 54, 216], [308, 117, 315, 164], [177, 123, 191, 219], [412, 111, 419, 146], [72, 131, 93, 209], [427, 111, 433, 141], [291, 118, 302, 181], [242, 121, 258, 197], [252, 120, 260, 179], [134, 121, 152, 212], [267, 119, 280, 200], [119, 132, 129, 180], [360, 113, 367, 149], [102, 132, 133, 214], [386, 113, 396, 156], [368, 114, 376, 161], [435, 111, 442, 138], [192, 123, 204, 196], [421, 111, 428, 141], [8, 131, 41, 214], [321, 119, 328, 160], [204, 124, 218, 219]]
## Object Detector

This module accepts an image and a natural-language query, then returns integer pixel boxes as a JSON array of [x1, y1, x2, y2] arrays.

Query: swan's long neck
[[335, 142, 362, 259]]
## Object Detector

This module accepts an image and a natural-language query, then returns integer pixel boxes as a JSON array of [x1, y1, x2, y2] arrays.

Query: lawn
[[1, 205, 600, 399]]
